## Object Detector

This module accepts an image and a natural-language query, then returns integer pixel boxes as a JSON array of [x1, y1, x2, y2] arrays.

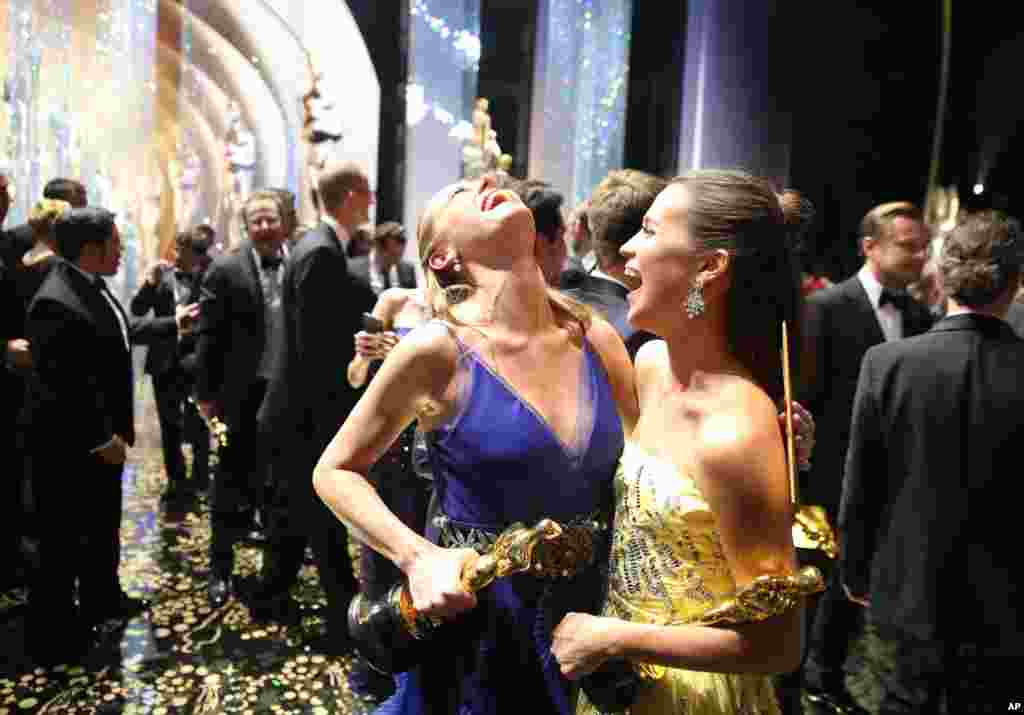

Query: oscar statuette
[[348, 517, 599, 674]]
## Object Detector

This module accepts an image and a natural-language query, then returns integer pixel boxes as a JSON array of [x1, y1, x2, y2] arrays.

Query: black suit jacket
[[560, 271, 653, 359], [799, 274, 932, 519], [840, 313, 1024, 646], [23, 259, 177, 452], [130, 269, 201, 376], [0, 224, 38, 341], [1003, 301, 1024, 337], [347, 255, 416, 294], [195, 242, 268, 424], [259, 222, 375, 452]]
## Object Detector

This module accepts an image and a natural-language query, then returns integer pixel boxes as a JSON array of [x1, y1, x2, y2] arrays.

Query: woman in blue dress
[[314, 174, 636, 715]]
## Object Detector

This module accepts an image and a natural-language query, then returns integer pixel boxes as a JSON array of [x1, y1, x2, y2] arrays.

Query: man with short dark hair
[[841, 210, 1024, 712], [24, 207, 184, 663], [800, 201, 933, 714], [562, 169, 664, 358], [196, 190, 287, 607], [131, 231, 211, 503], [516, 179, 568, 287], [348, 221, 416, 294], [255, 160, 375, 653], [42, 177, 87, 209]]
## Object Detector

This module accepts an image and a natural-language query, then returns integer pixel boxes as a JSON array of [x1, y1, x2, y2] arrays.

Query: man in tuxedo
[[799, 202, 932, 714], [2, 177, 88, 591], [841, 210, 1024, 712], [348, 221, 416, 294], [24, 208, 185, 663], [131, 230, 211, 503], [561, 169, 662, 359], [255, 161, 375, 652], [196, 190, 287, 607]]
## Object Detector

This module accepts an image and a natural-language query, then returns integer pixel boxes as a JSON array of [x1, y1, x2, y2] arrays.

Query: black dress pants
[[209, 381, 266, 579], [1, 381, 27, 587], [263, 438, 358, 642], [870, 622, 1020, 714], [29, 453, 123, 631], [803, 563, 865, 692], [152, 368, 209, 489]]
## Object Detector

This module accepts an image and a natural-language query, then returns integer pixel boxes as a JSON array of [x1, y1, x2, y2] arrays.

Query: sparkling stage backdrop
[[528, 0, 632, 209], [2, 0, 379, 298], [402, 0, 481, 264], [2, 0, 158, 300]]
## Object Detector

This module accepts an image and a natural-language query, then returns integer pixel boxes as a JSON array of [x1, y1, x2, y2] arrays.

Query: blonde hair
[[417, 189, 592, 338], [28, 199, 72, 242]]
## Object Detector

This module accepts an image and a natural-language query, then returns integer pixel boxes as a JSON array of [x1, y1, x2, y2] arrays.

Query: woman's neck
[[662, 309, 748, 392], [458, 259, 555, 335]]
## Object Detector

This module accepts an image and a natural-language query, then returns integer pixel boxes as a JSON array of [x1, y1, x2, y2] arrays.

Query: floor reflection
[[1, 381, 373, 715]]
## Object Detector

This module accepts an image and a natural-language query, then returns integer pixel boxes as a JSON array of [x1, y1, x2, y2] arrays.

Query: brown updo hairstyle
[[417, 183, 592, 338], [672, 170, 807, 403], [939, 210, 1022, 309]]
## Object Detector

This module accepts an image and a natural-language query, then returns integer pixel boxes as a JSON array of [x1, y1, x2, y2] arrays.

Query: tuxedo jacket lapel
[[844, 277, 886, 345], [241, 241, 264, 306]]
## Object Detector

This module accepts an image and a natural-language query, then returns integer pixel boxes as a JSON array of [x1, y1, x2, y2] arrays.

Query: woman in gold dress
[[552, 171, 814, 715]]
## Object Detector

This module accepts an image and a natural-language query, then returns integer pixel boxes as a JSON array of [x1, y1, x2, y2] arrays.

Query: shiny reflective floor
[[0, 380, 891, 715], [0, 381, 372, 715]]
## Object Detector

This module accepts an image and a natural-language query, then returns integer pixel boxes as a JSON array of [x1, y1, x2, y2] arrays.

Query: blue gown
[[375, 323, 625, 715]]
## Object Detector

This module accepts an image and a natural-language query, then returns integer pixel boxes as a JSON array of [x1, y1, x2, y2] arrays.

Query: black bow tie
[[175, 269, 192, 282], [260, 255, 283, 271], [879, 289, 910, 312]]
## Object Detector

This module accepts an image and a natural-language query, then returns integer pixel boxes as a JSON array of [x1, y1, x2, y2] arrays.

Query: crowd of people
[[2, 151, 1022, 715]]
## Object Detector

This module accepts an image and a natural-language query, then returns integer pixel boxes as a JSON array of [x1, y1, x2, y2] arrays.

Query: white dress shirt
[[857, 265, 904, 341], [252, 248, 284, 378]]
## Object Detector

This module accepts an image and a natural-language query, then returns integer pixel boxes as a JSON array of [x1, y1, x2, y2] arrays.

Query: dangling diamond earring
[[685, 280, 705, 319]]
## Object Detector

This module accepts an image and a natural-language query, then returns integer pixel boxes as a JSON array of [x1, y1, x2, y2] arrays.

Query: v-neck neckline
[[463, 341, 595, 465]]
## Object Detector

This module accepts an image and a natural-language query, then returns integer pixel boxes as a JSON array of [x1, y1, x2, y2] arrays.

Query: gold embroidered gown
[[579, 443, 781, 715]]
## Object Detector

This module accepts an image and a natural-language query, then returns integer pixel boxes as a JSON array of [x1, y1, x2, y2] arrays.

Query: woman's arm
[[585, 317, 638, 438], [315, 323, 478, 618], [553, 386, 802, 677], [347, 288, 409, 388]]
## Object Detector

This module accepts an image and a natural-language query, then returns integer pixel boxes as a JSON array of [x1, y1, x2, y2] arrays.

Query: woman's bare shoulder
[[699, 379, 779, 460], [375, 287, 418, 322]]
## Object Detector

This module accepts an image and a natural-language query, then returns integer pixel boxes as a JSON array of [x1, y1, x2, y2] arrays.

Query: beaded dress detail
[[579, 443, 780, 715]]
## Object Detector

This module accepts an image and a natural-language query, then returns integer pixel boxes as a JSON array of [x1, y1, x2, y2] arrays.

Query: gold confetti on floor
[[1, 381, 379, 715]]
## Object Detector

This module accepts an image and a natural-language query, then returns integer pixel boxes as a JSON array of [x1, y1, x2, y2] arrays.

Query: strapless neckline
[[619, 441, 711, 514]]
